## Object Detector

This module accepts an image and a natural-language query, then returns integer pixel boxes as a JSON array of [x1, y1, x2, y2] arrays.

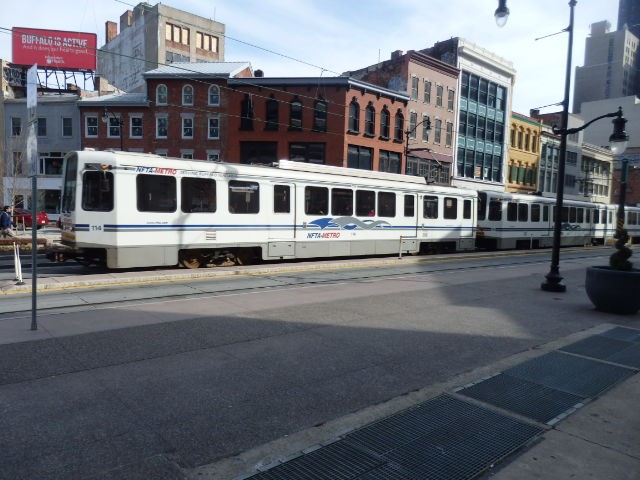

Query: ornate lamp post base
[[541, 270, 566, 292]]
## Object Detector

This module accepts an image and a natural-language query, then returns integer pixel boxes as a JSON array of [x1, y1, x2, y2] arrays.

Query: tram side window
[[477, 192, 487, 221], [229, 180, 259, 214], [569, 207, 577, 223], [82, 171, 114, 212], [577, 208, 584, 223], [423, 196, 438, 219], [488, 200, 502, 221], [561, 206, 569, 222], [531, 204, 540, 222], [609, 211, 613, 223], [443, 197, 457, 219], [181, 177, 216, 213], [543, 205, 549, 222], [507, 202, 517, 221], [404, 194, 415, 217], [463, 199, 472, 219], [305, 186, 328, 215], [137, 174, 176, 212], [378, 191, 396, 217], [594, 209, 600, 224], [274, 185, 290, 213], [518, 203, 528, 222], [356, 190, 375, 216], [332, 188, 353, 216]]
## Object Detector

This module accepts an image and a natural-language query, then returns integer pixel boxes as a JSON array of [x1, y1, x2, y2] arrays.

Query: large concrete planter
[[585, 266, 640, 314]]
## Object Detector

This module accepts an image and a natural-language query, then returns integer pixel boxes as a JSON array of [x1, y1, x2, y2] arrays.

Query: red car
[[12, 208, 50, 229]]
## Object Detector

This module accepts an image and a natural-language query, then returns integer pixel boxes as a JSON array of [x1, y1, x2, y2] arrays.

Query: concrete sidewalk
[[1, 251, 638, 480]]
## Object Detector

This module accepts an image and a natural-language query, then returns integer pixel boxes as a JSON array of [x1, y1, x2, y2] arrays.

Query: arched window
[[380, 106, 390, 139], [156, 84, 168, 105], [208, 85, 220, 106], [348, 98, 360, 132], [289, 99, 303, 130], [313, 100, 327, 132], [394, 111, 404, 141], [182, 85, 194, 106], [365, 103, 375, 136]]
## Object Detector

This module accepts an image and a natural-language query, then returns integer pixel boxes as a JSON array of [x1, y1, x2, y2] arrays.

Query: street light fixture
[[102, 107, 124, 151], [496, 0, 630, 292]]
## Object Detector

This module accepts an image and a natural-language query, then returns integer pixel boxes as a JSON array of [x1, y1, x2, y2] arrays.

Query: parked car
[[12, 208, 50, 229]]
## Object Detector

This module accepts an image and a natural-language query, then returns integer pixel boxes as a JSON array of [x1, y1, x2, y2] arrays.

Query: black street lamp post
[[496, 1, 629, 292], [405, 117, 441, 179], [102, 107, 124, 151]]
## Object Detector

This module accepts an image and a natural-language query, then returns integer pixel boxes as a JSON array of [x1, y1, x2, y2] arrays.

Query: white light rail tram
[[55, 150, 477, 269], [53, 151, 640, 269]]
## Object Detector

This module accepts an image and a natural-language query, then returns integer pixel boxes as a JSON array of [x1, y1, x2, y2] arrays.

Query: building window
[[424, 80, 431, 104], [208, 115, 220, 139], [379, 150, 401, 173], [156, 84, 168, 105], [434, 119, 442, 144], [365, 103, 375, 136], [347, 144, 372, 170], [85, 116, 98, 137], [422, 115, 431, 141], [37, 117, 47, 137], [11, 117, 22, 136], [411, 76, 419, 100], [266, 98, 279, 131], [182, 85, 194, 106], [196, 31, 218, 52], [445, 121, 453, 147], [182, 117, 194, 139], [289, 99, 302, 130], [156, 116, 168, 138], [62, 117, 73, 137], [130, 117, 143, 138], [313, 100, 327, 132], [107, 116, 121, 138], [166, 51, 189, 63], [348, 98, 360, 133], [241, 94, 254, 130], [206, 150, 220, 161], [12, 152, 24, 175], [380, 106, 390, 139], [181, 150, 193, 159], [208, 85, 220, 106], [408, 112, 417, 139], [447, 89, 455, 110], [166, 22, 189, 45], [436, 85, 444, 107], [394, 111, 404, 142], [290, 142, 326, 164]]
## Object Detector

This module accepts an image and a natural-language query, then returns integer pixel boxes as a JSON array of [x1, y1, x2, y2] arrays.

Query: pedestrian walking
[[1, 205, 16, 238]]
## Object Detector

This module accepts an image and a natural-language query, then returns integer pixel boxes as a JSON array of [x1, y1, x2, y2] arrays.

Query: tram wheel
[[179, 253, 202, 269], [235, 248, 254, 265]]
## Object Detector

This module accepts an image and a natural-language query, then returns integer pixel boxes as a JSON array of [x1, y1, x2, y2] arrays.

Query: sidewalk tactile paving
[[504, 351, 636, 398], [457, 373, 584, 423]]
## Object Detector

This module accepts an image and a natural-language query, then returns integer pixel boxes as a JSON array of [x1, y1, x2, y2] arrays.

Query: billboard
[[12, 27, 97, 70]]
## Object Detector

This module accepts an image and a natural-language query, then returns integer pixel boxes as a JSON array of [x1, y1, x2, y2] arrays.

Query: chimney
[[120, 10, 133, 32], [105, 21, 118, 43], [391, 50, 403, 60], [254, 69, 264, 78]]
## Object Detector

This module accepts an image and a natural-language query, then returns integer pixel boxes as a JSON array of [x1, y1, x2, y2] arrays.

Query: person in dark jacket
[[1, 206, 16, 238]]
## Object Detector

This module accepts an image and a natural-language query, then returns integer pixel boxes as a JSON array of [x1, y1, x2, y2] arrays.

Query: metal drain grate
[[344, 394, 543, 480], [245, 440, 383, 480], [504, 351, 635, 398], [245, 395, 543, 480], [599, 326, 640, 343], [560, 335, 640, 368], [458, 373, 584, 423]]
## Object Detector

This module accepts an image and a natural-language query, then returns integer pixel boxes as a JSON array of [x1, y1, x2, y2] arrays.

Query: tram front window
[[82, 171, 114, 212]]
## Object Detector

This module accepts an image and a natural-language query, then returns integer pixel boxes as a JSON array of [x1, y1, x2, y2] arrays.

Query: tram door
[[267, 183, 297, 258]]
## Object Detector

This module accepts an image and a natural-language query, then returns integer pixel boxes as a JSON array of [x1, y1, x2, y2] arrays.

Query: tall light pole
[[496, 1, 629, 292], [405, 116, 442, 180], [102, 107, 124, 151]]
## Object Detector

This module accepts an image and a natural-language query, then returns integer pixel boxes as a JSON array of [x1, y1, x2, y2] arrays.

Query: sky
[[0, 0, 619, 115]]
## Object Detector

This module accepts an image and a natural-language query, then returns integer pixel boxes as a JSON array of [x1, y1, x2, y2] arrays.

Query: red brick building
[[78, 64, 409, 172]]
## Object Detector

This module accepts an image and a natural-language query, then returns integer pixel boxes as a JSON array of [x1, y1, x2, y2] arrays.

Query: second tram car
[[58, 150, 478, 269]]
